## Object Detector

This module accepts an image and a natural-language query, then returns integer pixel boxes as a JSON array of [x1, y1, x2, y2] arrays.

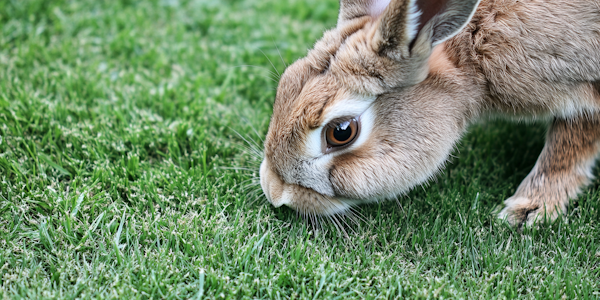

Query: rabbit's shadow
[[384, 119, 599, 222], [385, 119, 549, 219], [450, 119, 547, 190]]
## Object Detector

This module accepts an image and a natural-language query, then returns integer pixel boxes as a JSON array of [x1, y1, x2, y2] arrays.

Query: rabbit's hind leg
[[498, 114, 600, 227]]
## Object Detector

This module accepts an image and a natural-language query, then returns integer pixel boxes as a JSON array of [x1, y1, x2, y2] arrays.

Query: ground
[[0, 0, 599, 298]]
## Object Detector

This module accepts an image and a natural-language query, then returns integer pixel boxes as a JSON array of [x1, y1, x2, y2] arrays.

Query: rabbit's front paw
[[497, 195, 567, 227]]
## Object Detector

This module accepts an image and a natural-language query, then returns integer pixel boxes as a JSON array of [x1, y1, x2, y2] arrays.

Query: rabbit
[[259, 0, 600, 227]]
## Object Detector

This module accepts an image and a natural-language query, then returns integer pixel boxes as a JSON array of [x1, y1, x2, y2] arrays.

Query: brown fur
[[260, 0, 600, 226], [500, 116, 600, 226], [428, 42, 454, 74], [447, 0, 600, 116]]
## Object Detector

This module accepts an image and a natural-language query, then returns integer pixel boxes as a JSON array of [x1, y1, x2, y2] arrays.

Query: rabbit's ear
[[338, 0, 392, 25], [372, 0, 480, 57]]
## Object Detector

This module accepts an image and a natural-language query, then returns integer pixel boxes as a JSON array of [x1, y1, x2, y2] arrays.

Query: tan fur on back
[[447, 0, 600, 116]]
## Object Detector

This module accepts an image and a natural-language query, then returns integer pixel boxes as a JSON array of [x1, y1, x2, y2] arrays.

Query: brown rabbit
[[259, 0, 600, 227]]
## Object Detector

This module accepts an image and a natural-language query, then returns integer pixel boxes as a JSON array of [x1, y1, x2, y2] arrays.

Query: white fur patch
[[406, 0, 422, 41], [275, 187, 292, 208], [370, 0, 391, 18], [305, 96, 376, 158], [306, 127, 324, 158], [321, 199, 352, 215], [347, 103, 375, 152], [322, 96, 376, 125]]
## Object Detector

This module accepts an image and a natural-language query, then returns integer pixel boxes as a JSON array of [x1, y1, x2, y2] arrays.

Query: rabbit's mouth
[[260, 159, 361, 215]]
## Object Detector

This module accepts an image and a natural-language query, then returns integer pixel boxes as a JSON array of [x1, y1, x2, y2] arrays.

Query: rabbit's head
[[260, 0, 481, 215]]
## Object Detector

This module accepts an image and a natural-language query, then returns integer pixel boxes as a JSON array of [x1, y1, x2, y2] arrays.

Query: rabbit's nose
[[259, 160, 287, 208]]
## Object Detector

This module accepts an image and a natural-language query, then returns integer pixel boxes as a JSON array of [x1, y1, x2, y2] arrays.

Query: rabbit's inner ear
[[427, 0, 481, 46], [372, 0, 481, 57], [371, 0, 424, 57], [337, 0, 391, 25], [413, 0, 448, 38]]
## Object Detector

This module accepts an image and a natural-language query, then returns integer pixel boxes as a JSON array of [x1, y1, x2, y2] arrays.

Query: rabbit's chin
[[260, 160, 367, 215]]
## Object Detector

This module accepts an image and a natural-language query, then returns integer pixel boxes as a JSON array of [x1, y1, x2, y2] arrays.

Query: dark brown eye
[[326, 119, 358, 147]]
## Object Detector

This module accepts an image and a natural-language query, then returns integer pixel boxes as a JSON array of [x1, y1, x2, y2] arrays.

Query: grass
[[0, 0, 598, 298]]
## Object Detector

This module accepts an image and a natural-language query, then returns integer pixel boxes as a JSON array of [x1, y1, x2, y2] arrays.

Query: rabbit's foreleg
[[498, 115, 600, 227]]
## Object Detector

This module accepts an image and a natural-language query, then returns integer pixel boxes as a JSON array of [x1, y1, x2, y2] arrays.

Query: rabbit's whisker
[[259, 49, 281, 79], [272, 38, 288, 69], [240, 116, 265, 144], [230, 64, 280, 83], [231, 128, 264, 154], [221, 166, 257, 172]]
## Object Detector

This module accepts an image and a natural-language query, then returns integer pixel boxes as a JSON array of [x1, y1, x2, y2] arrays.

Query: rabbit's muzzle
[[260, 160, 351, 215]]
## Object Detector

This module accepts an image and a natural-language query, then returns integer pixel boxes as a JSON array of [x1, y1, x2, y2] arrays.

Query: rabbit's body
[[260, 0, 600, 227], [449, 0, 600, 118], [439, 0, 600, 225]]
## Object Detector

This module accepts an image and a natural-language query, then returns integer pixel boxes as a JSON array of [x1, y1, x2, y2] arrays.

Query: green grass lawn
[[0, 0, 599, 298]]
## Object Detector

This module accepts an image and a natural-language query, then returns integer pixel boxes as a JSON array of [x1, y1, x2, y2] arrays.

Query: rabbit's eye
[[326, 118, 359, 148]]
